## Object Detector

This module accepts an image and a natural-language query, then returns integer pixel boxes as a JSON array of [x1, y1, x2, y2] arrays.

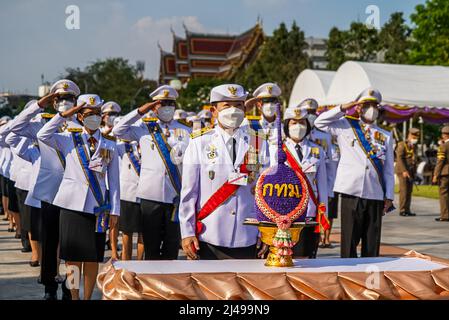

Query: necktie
[[231, 138, 237, 165], [88, 136, 97, 156], [295, 144, 303, 162]]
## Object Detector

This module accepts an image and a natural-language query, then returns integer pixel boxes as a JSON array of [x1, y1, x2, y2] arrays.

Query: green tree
[[325, 22, 379, 70], [177, 77, 222, 111], [325, 27, 348, 70], [379, 12, 411, 64], [409, 0, 449, 65], [234, 21, 310, 102], [64, 58, 157, 113]]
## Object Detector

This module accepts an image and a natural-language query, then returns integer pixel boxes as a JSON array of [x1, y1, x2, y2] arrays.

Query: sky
[[0, 0, 425, 94]]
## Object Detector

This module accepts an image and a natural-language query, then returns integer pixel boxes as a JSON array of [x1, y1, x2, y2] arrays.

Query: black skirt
[[119, 200, 142, 233], [6, 179, 19, 213], [59, 209, 106, 262], [0, 175, 4, 197]]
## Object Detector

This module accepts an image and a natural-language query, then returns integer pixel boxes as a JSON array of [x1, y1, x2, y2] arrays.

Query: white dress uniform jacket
[[269, 137, 328, 218], [0, 122, 13, 179], [309, 128, 339, 198], [9, 101, 80, 204], [37, 113, 120, 216], [6, 132, 41, 208], [179, 125, 269, 248], [116, 140, 141, 203], [112, 110, 191, 204], [314, 106, 395, 201]]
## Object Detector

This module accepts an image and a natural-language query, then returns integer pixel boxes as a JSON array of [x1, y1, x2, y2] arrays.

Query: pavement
[[0, 194, 448, 300]]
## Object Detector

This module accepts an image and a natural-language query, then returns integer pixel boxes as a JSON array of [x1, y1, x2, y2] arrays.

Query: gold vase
[[258, 225, 306, 267]]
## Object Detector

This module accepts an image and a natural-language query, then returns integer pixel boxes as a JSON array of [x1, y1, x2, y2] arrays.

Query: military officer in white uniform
[[315, 88, 395, 258], [298, 98, 340, 248], [269, 106, 328, 258], [8, 80, 81, 300], [37, 94, 120, 300], [179, 84, 269, 260], [113, 85, 191, 260], [115, 116, 145, 261], [101, 101, 121, 137], [100, 101, 122, 259], [243, 82, 282, 146]]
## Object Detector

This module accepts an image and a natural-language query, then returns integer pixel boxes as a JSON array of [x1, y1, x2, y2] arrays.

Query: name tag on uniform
[[228, 172, 248, 186]]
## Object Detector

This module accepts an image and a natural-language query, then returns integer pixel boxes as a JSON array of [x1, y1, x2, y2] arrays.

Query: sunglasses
[[158, 100, 176, 107], [261, 97, 278, 104]]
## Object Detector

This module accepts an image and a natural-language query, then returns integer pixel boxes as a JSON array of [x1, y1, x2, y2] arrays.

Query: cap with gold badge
[[297, 98, 318, 111], [77, 94, 104, 109], [101, 101, 121, 114], [50, 79, 80, 97], [150, 85, 178, 101], [210, 84, 248, 103], [356, 87, 382, 105], [283, 106, 308, 121], [442, 126, 449, 134]]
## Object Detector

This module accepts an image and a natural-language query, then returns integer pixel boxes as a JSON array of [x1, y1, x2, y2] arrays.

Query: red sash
[[283, 145, 330, 233], [195, 164, 249, 236]]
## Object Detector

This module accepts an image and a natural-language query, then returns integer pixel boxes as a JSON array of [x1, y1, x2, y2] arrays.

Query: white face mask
[[361, 106, 379, 122], [106, 115, 117, 127], [410, 138, 418, 145], [262, 103, 276, 118], [157, 106, 175, 122], [56, 100, 74, 113], [83, 115, 102, 131], [218, 107, 245, 129], [289, 123, 308, 141], [307, 114, 317, 127]]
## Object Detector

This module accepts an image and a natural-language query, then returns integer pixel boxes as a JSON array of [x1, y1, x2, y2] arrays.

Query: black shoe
[[399, 212, 407, 216], [21, 247, 32, 253], [61, 279, 72, 301], [405, 212, 416, 216], [14, 234, 21, 239], [435, 218, 449, 221], [43, 293, 57, 301], [29, 261, 40, 267]]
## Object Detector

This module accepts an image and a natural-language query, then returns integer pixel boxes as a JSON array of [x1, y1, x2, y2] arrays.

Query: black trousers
[[40, 201, 61, 293], [198, 242, 257, 260], [16, 188, 31, 250], [140, 199, 180, 260], [340, 194, 383, 258], [293, 227, 320, 258]]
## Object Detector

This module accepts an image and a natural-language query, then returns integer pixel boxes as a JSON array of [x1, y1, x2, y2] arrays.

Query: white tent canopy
[[326, 61, 449, 108], [288, 69, 335, 108]]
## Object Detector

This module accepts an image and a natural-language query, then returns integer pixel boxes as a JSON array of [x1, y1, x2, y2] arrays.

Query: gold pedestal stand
[[244, 220, 318, 267]]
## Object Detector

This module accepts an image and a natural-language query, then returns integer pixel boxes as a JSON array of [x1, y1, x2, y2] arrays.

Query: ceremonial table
[[97, 255, 449, 300]]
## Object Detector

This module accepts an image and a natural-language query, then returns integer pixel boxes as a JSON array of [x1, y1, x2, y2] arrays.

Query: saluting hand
[[182, 236, 200, 260], [60, 102, 86, 118], [37, 93, 59, 109], [340, 101, 360, 112], [137, 101, 161, 116]]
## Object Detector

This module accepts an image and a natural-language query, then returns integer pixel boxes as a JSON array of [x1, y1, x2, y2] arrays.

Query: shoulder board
[[41, 113, 55, 119], [142, 117, 158, 123], [344, 115, 359, 121], [67, 128, 83, 133], [246, 115, 261, 121], [190, 127, 212, 139], [102, 133, 116, 141], [176, 119, 192, 128], [119, 138, 131, 143]]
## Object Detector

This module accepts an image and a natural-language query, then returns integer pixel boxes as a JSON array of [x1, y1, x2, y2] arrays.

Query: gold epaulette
[[67, 128, 83, 133], [142, 117, 158, 123], [119, 138, 131, 143], [344, 115, 359, 120], [102, 133, 116, 141], [246, 115, 261, 121], [41, 113, 55, 119], [177, 119, 192, 128], [190, 127, 212, 139]]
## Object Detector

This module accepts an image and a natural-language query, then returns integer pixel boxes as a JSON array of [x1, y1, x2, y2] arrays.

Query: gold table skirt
[[97, 251, 449, 300]]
